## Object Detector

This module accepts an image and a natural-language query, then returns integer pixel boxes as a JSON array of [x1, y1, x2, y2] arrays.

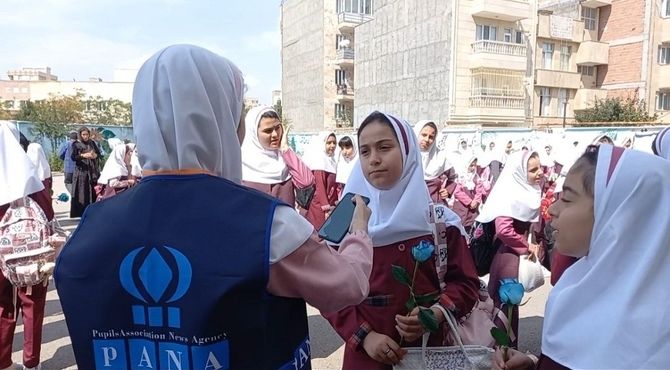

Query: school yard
[[13, 174, 551, 369]]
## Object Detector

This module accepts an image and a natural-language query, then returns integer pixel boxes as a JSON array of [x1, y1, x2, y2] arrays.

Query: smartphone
[[318, 193, 370, 244]]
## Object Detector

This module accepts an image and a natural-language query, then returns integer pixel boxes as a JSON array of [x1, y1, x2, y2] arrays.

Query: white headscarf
[[126, 143, 143, 178], [241, 106, 291, 184], [130, 45, 312, 263], [343, 112, 464, 246], [304, 132, 337, 174], [653, 127, 670, 159], [98, 144, 129, 184], [26, 142, 52, 181], [413, 120, 452, 181], [457, 155, 478, 191], [108, 138, 124, 150], [335, 135, 358, 185], [132, 44, 245, 183], [0, 121, 45, 205], [542, 145, 670, 369], [476, 151, 541, 223]]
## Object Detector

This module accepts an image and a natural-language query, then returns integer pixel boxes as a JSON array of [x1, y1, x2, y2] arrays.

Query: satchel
[[394, 310, 493, 370], [468, 221, 500, 277], [295, 184, 316, 209], [446, 281, 513, 348]]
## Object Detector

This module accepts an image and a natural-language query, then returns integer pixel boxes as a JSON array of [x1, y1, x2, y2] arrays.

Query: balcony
[[471, 40, 527, 70], [468, 96, 526, 120], [537, 13, 584, 43], [581, 0, 611, 7], [471, 0, 530, 22], [338, 12, 373, 32], [336, 84, 354, 101], [576, 41, 609, 66], [335, 48, 355, 66], [574, 88, 608, 110], [535, 69, 581, 89]]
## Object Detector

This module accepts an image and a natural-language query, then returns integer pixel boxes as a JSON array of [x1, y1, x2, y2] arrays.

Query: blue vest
[[55, 174, 311, 370]]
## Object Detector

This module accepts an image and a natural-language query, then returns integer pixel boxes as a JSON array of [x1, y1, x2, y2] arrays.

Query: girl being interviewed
[[324, 111, 479, 370]]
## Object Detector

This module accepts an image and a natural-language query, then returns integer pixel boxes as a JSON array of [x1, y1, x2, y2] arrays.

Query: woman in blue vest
[[55, 44, 374, 370]]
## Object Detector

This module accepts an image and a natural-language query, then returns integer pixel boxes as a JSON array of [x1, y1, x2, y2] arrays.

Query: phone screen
[[318, 193, 370, 244]]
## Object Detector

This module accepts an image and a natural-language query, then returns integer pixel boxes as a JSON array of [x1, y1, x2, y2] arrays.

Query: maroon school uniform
[[324, 229, 479, 370], [425, 168, 457, 204], [0, 188, 53, 369], [243, 178, 296, 206], [305, 170, 337, 229], [488, 216, 539, 346]]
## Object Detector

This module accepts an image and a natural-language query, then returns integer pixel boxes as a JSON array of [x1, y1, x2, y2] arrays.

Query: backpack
[[0, 197, 58, 287], [468, 221, 500, 277]]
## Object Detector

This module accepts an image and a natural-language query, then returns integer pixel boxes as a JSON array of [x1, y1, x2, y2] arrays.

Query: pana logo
[[91, 246, 229, 370], [119, 246, 192, 328]]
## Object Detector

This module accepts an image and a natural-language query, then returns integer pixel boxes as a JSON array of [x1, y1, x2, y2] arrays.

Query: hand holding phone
[[318, 193, 371, 243]]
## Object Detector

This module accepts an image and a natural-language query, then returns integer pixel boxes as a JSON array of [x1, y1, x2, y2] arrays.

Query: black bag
[[295, 184, 316, 209], [468, 221, 500, 277]]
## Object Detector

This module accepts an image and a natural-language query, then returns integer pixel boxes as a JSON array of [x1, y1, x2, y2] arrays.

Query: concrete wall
[[354, 0, 453, 126], [281, 0, 326, 132]]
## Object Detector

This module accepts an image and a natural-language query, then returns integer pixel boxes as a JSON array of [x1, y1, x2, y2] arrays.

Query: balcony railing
[[337, 48, 355, 60], [469, 95, 525, 109], [338, 12, 373, 25], [472, 40, 527, 57], [337, 84, 354, 96]]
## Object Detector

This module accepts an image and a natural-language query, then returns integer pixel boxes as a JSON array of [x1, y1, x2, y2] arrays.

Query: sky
[[0, 0, 282, 105]]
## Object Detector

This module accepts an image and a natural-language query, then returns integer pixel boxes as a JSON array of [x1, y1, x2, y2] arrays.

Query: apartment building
[[0, 67, 134, 111], [535, 0, 670, 126], [280, 0, 372, 132], [282, 0, 670, 130]]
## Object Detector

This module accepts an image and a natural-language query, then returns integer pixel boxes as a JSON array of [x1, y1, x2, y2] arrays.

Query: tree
[[575, 96, 657, 124], [0, 101, 12, 120], [15, 92, 85, 154], [273, 98, 293, 132], [83, 96, 132, 125]]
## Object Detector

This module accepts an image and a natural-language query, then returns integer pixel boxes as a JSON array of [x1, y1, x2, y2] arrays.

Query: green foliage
[[48, 152, 64, 172], [391, 265, 411, 287], [83, 96, 132, 125], [490, 327, 511, 347], [418, 307, 439, 332], [575, 96, 657, 124], [16, 93, 85, 155], [0, 101, 13, 120]]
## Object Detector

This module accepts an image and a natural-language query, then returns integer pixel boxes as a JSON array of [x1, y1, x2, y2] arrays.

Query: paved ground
[[11, 174, 551, 369]]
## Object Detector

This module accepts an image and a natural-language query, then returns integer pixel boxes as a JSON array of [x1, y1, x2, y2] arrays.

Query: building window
[[557, 88, 569, 116], [476, 25, 498, 41], [337, 0, 373, 14], [542, 43, 554, 69], [659, 45, 670, 65], [334, 103, 345, 118], [540, 87, 552, 117], [515, 30, 523, 44], [578, 65, 595, 76], [335, 69, 347, 86], [560, 45, 572, 71], [582, 7, 597, 31], [663, 0, 670, 17], [470, 68, 524, 97], [504, 28, 513, 43], [657, 91, 670, 110]]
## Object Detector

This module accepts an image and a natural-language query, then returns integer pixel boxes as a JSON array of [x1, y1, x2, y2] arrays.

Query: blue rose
[[498, 278, 525, 306], [412, 241, 435, 263], [57, 193, 70, 202]]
